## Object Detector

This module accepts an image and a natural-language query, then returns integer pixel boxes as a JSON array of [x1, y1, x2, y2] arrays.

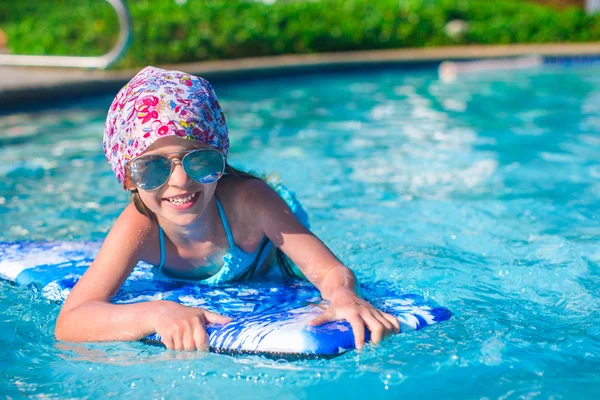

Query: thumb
[[307, 307, 334, 327], [203, 310, 233, 325]]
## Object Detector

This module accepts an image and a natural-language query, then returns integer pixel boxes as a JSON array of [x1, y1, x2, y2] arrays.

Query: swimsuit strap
[[157, 198, 235, 270], [158, 225, 166, 270], [215, 197, 235, 248]]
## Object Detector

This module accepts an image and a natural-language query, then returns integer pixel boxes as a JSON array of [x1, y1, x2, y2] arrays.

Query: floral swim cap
[[103, 66, 229, 186]]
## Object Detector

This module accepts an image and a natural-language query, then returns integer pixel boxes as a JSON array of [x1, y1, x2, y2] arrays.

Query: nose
[[168, 160, 190, 187]]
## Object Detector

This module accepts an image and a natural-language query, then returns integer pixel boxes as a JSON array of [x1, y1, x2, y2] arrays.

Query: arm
[[244, 180, 400, 348], [55, 203, 229, 350]]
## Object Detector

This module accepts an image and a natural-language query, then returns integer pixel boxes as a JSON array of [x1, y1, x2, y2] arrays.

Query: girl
[[55, 66, 399, 351]]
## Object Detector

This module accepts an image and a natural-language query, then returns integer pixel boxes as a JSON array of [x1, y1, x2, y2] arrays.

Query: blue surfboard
[[0, 241, 451, 357]]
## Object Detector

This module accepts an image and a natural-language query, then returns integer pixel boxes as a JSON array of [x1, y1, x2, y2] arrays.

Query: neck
[[156, 196, 221, 246]]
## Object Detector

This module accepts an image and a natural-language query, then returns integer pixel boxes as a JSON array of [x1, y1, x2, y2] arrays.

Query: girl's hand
[[152, 301, 232, 351], [307, 289, 400, 349]]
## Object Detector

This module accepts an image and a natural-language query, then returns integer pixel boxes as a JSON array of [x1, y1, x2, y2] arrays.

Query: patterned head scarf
[[103, 66, 229, 187]]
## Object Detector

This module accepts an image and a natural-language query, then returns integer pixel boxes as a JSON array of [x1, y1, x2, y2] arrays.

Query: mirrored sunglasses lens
[[130, 156, 172, 190], [183, 150, 224, 184]]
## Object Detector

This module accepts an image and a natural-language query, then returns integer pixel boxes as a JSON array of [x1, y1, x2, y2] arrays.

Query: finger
[[192, 318, 209, 351], [182, 322, 195, 351], [362, 312, 384, 345], [162, 335, 175, 350], [203, 310, 232, 325], [381, 312, 401, 334], [347, 312, 366, 350], [172, 327, 183, 351], [373, 311, 394, 338], [307, 308, 334, 327]]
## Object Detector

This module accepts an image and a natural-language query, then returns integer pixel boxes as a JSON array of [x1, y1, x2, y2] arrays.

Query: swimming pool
[[1, 64, 599, 398]]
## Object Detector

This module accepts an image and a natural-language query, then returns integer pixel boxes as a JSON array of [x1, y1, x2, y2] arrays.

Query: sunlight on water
[[1, 65, 599, 398]]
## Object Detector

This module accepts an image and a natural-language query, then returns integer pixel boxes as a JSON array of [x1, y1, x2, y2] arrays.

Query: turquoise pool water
[[1, 65, 599, 398]]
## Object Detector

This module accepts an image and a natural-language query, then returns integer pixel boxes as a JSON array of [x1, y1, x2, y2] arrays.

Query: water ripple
[[1, 66, 600, 397]]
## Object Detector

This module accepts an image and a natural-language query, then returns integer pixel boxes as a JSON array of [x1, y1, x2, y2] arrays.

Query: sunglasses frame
[[127, 148, 226, 191]]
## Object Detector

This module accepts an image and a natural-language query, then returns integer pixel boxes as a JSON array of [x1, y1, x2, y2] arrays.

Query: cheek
[[192, 182, 218, 210], [204, 182, 218, 197], [201, 182, 218, 201], [137, 191, 161, 209]]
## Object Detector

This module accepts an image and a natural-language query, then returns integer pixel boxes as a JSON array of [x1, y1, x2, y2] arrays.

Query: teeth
[[167, 193, 195, 205]]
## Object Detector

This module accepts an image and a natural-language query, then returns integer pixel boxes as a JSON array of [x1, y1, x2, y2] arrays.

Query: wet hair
[[130, 163, 296, 279]]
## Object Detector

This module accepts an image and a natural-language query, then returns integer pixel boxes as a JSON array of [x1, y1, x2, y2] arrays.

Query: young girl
[[55, 66, 399, 351]]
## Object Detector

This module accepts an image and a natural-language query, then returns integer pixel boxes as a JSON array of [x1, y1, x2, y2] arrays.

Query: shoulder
[[216, 176, 293, 237], [114, 202, 156, 234], [104, 202, 159, 258], [61, 203, 159, 311], [218, 176, 284, 210]]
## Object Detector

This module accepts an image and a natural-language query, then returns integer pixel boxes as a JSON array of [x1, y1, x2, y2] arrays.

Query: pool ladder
[[0, 0, 130, 69]]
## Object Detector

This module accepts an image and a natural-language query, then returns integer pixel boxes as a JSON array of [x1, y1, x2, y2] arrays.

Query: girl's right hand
[[152, 301, 232, 351]]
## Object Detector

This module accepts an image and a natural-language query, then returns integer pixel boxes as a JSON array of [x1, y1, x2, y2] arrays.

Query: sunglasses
[[127, 148, 225, 191]]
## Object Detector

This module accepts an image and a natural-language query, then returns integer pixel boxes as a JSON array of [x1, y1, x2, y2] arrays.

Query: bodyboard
[[0, 241, 452, 357]]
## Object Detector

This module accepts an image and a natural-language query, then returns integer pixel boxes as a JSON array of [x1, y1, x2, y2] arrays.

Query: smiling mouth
[[164, 192, 198, 205]]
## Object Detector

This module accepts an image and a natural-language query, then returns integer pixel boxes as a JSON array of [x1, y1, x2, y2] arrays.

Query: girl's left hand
[[307, 289, 400, 349]]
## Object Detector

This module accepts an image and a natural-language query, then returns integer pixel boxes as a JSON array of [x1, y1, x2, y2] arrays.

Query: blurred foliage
[[0, 1, 118, 57], [0, 0, 599, 68], [527, 0, 584, 9]]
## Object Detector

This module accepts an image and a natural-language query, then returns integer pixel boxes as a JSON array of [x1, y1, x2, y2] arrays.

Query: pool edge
[[1, 42, 600, 113]]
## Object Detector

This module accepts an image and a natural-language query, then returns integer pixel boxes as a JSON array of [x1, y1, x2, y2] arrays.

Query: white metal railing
[[587, 0, 600, 13], [0, 0, 130, 69]]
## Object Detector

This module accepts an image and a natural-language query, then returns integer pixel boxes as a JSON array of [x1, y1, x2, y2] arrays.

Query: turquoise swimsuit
[[156, 182, 309, 285]]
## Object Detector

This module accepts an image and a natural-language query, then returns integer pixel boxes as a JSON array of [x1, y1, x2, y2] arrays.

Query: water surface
[[1, 65, 599, 399]]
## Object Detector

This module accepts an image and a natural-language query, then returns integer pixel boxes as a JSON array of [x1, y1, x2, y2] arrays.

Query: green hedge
[[1, 0, 599, 68]]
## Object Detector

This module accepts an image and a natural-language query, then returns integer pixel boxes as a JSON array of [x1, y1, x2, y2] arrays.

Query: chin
[[160, 200, 210, 227], [171, 212, 205, 227]]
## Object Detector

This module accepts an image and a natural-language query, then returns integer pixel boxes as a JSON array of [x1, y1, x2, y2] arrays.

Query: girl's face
[[124, 136, 220, 228]]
